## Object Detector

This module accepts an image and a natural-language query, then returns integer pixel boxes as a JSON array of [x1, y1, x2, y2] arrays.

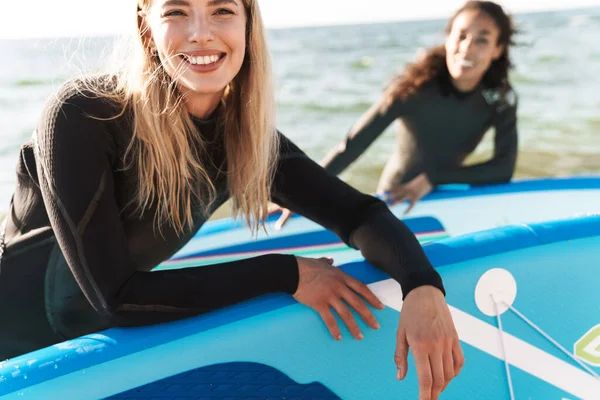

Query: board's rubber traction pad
[[106, 361, 342, 399]]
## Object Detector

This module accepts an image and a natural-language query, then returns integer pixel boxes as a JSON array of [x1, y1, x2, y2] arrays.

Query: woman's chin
[[178, 81, 228, 97], [451, 69, 483, 85]]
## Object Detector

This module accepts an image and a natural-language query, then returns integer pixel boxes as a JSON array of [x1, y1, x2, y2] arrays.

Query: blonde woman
[[0, 1, 462, 398]]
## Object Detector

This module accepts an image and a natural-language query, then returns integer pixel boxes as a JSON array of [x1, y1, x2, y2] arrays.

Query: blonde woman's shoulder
[[41, 74, 123, 120]]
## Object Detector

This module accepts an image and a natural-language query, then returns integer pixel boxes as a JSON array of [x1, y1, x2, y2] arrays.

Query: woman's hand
[[395, 286, 464, 400], [293, 256, 384, 340], [381, 173, 433, 214], [269, 171, 433, 227], [293, 257, 464, 397], [267, 202, 294, 230]]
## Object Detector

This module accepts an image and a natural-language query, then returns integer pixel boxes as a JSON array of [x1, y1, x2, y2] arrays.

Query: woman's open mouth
[[181, 52, 226, 72], [455, 56, 475, 68]]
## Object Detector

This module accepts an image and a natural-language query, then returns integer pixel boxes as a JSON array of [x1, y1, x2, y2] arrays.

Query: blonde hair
[[75, 0, 278, 235]]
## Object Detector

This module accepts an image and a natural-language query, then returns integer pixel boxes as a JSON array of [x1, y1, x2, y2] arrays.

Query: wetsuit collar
[[190, 101, 223, 126], [438, 72, 480, 100]]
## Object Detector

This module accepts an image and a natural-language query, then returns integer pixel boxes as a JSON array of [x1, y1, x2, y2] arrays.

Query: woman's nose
[[459, 37, 474, 54], [188, 14, 215, 44]]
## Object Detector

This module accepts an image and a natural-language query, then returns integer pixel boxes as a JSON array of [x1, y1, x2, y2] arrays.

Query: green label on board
[[574, 324, 600, 366]]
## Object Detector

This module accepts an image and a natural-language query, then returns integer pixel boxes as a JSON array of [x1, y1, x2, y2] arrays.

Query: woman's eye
[[214, 8, 234, 15], [164, 10, 186, 17]]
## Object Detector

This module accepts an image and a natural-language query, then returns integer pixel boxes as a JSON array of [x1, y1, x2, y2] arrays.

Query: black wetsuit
[[321, 75, 519, 193], [0, 81, 444, 360]]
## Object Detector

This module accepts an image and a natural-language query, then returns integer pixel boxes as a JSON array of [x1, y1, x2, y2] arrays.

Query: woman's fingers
[[318, 307, 342, 341], [429, 352, 446, 400], [404, 196, 419, 215], [453, 337, 465, 376], [331, 298, 363, 340], [340, 286, 380, 330], [388, 187, 414, 207], [394, 328, 409, 380], [267, 202, 282, 215], [294, 257, 384, 342], [413, 349, 434, 400], [442, 345, 455, 391], [344, 274, 385, 310], [274, 209, 292, 230], [398, 286, 463, 397]]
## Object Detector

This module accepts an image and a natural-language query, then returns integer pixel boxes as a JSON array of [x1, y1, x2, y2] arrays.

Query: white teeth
[[458, 58, 474, 67], [185, 54, 221, 65]]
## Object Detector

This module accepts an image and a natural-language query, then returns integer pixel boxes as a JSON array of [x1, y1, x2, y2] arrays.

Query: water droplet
[[23, 375, 27, 380], [54, 364, 58, 369]]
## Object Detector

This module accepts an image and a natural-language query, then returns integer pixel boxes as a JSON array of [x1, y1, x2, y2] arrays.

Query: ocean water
[[1, 7, 600, 216]]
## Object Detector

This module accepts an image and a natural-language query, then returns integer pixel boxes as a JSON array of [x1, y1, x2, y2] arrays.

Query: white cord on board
[[492, 293, 516, 400]]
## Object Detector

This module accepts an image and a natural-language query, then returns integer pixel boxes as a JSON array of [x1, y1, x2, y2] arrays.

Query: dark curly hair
[[384, 1, 517, 104]]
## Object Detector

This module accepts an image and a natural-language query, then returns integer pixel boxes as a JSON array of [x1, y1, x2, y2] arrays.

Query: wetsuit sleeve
[[321, 96, 405, 176], [271, 133, 444, 299], [400, 136, 438, 185], [433, 96, 518, 185], [35, 93, 299, 327]]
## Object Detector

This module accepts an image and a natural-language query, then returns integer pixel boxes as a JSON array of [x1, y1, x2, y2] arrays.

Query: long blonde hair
[[76, 0, 278, 235]]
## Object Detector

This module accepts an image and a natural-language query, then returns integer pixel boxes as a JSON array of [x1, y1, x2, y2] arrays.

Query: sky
[[1, 0, 600, 39]]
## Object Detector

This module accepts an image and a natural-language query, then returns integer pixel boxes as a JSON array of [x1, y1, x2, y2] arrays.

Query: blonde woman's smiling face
[[145, 0, 247, 96]]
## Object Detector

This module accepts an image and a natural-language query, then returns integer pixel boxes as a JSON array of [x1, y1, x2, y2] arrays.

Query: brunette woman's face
[[445, 9, 504, 91]]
